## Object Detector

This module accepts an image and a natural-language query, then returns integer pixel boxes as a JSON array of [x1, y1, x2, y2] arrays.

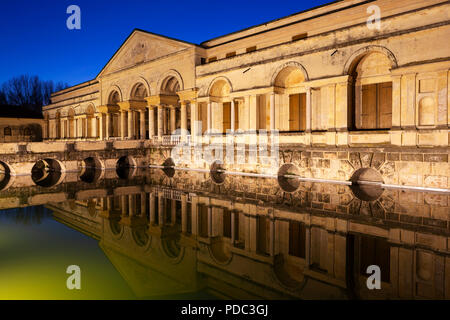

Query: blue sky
[[0, 0, 332, 86]]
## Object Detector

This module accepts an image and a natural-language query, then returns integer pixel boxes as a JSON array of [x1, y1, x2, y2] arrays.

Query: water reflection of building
[[46, 183, 450, 300]]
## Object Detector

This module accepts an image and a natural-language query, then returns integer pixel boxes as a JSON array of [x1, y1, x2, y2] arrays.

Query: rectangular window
[[358, 236, 390, 282], [222, 102, 231, 133], [292, 33, 308, 41], [225, 52, 236, 58], [198, 204, 209, 238], [207, 56, 217, 63], [288, 93, 306, 131], [256, 216, 271, 256], [360, 82, 392, 129], [246, 46, 257, 53], [289, 221, 306, 258], [223, 209, 232, 238]]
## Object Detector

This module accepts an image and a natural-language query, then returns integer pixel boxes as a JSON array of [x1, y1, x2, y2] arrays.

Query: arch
[[207, 76, 233, 98], [343, 45, 397, 75], [31, 158, 66, 187], [3, 127, 11, 136], [209, 237, 233, 265], [348, 48, 395, 130], [157, 69, 184, 94], [128, 77, 151, 100], [270, 61, 309, 87], [80, 157, 104, 183], [107, 85, 123, 104], [116, 156, 137, 179], [0, 161, 15, 191], [86, 104, 95, 115]]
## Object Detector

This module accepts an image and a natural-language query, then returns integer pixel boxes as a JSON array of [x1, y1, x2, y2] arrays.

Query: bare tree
[[0, 75, 68, 111]]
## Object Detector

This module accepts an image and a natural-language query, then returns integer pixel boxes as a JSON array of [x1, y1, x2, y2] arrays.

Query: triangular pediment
[[97, 29, 196, 78]]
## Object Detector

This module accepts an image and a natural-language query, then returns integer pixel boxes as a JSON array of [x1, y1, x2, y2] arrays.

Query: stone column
[[306, 87, 312, 132], [148, 106, 155, 139], [181, 102, 187, 137], [139, 110, 146, 139], [170, 105, 176, 134], [270, 93, 275, 131], [92, 116, 97, 139], [120, 111, 126, 139], [162, 106, 167, 135], [106, 113, 110, 139], [128, 110, 134, 139], [99, 114, 104, 140], [157, 105, 163, 138], [231, 100, 235, 132], [191, 102, 198, 140], [207, 102, 211, 133]]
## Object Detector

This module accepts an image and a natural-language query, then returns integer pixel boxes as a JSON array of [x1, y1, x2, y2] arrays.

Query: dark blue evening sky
[[0, 0, 332, 87]]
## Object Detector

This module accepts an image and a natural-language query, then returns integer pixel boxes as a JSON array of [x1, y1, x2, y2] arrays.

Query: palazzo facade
[[40, 0, 450, 191]]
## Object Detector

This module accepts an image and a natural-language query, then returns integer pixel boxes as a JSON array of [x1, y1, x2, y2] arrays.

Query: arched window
[[350, 52, 393, 130], [24, 127, 31, 136], [3, 127, 11, 136]]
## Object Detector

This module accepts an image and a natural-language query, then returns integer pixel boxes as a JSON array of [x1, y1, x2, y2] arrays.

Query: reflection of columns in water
[[121, 195, 128, 216], [128, 194, 136, 217], [181, 195, 187, 233], [208, 206, 212, 237], [149, 192, 156, 224], [107, 197, 113, 211], [231, 211, 236, 244], [140, 193, 146, 218], [171, 200, 176, 225], [269, 219, 274, 256], [158, 193, 164, 225], [305, 227, 311, 265], [191, 198, 198, 235]]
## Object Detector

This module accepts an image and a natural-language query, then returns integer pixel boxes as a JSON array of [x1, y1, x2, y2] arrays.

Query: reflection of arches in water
[[132, 228, 150, 247], [273, 254, 303, 289], [110, 219, 122, 236], [162, 158, 175, 178], [350, 168, 384, 201], [116, 156, 136, 179], [0, 161, 12, 191], [31, 158, 64, 187], [162, 236, 181, 259], [209, 237, 232, 264], [80, 157, 103, 183], [87, 200, 97, 217]]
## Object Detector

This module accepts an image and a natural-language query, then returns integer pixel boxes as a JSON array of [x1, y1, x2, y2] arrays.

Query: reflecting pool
[[0, 168, 449, 300]]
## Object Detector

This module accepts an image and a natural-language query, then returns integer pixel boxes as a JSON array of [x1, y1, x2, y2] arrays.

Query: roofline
[[95, 28, 203, 79], [200, 0, 360, 47], [51, 79, 98, 97]]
